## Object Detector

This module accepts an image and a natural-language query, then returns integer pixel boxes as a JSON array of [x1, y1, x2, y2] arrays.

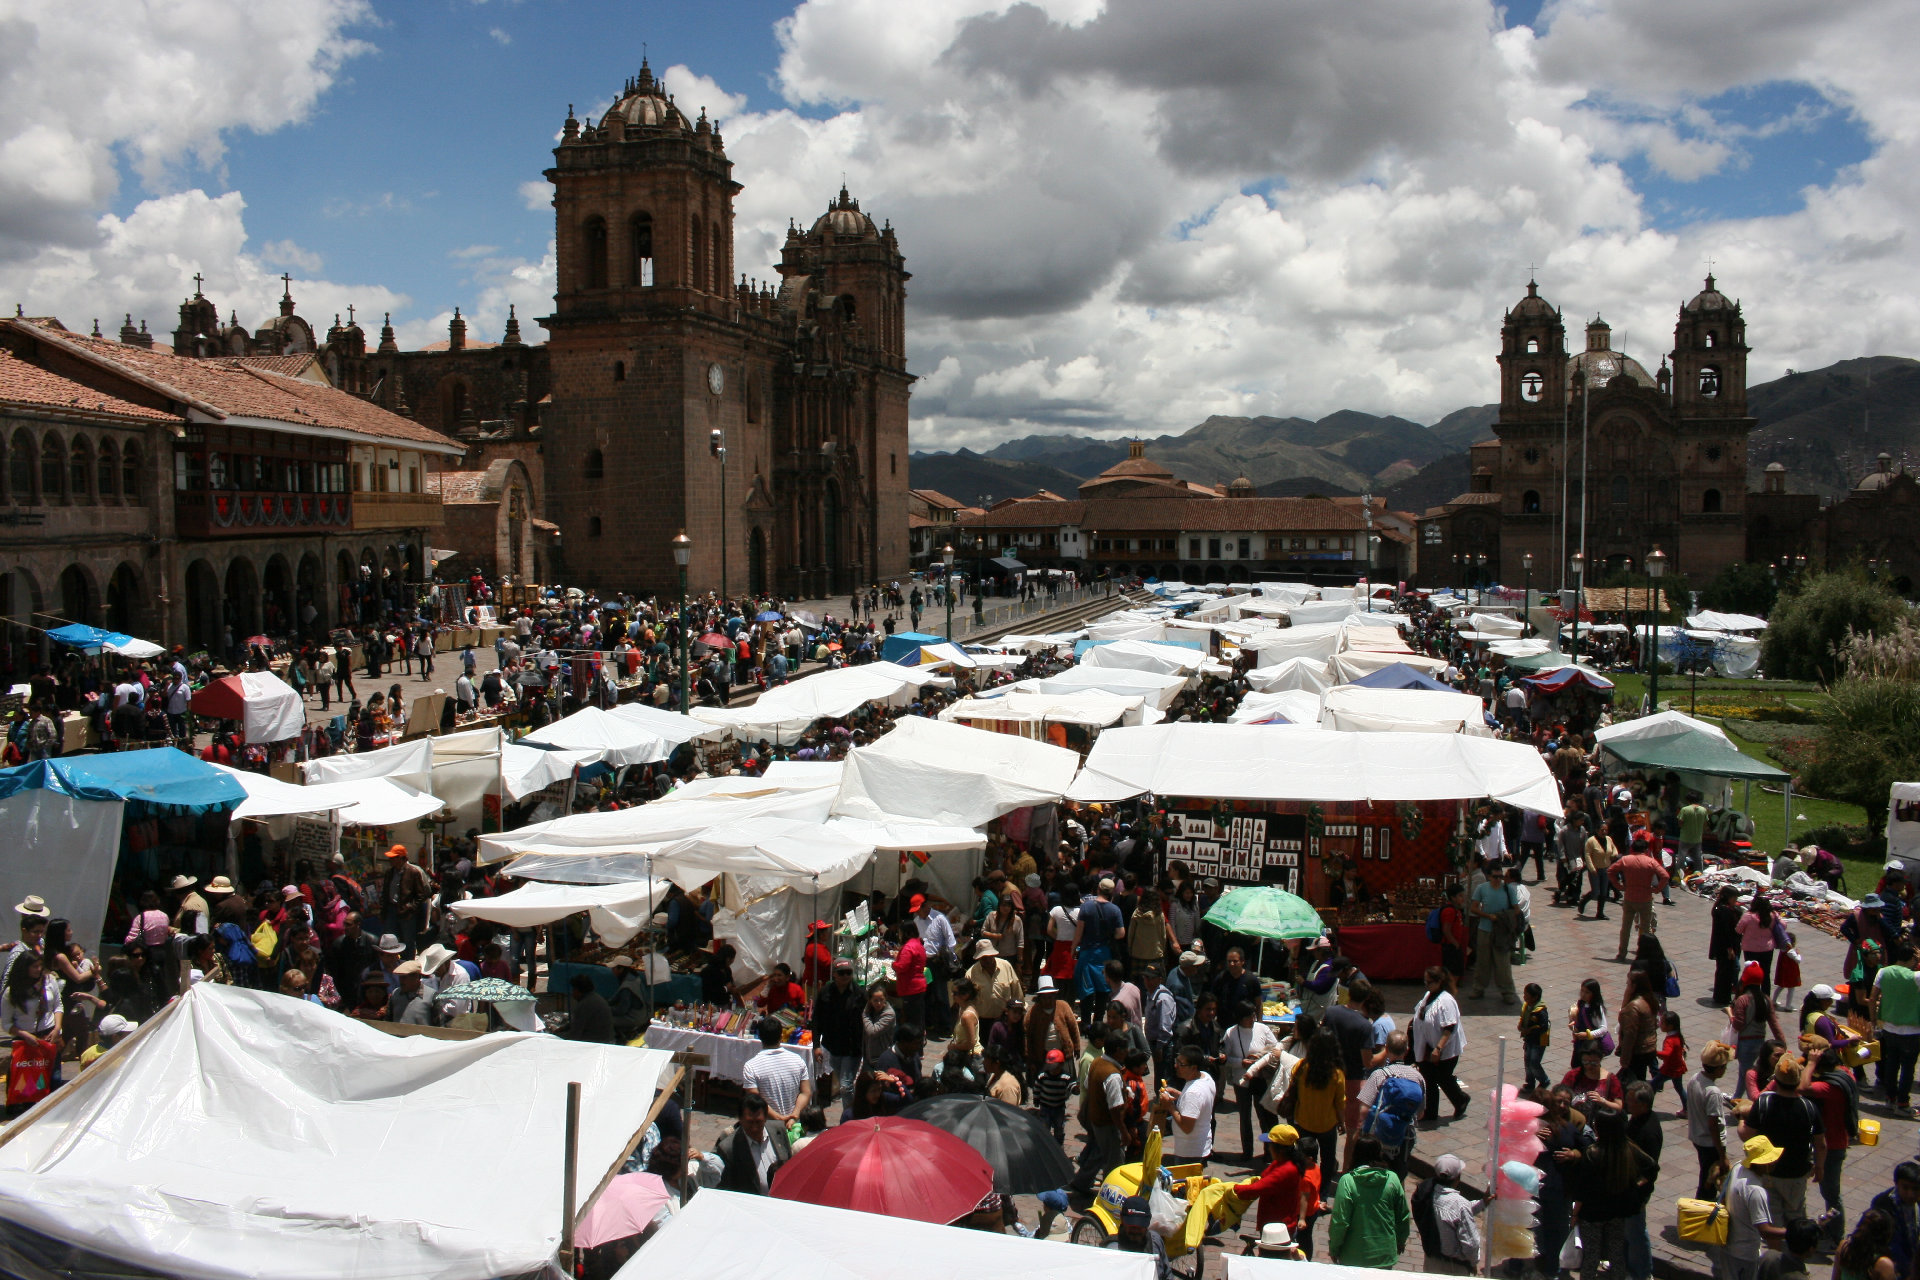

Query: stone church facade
[[1420, 275, 1754, 590]]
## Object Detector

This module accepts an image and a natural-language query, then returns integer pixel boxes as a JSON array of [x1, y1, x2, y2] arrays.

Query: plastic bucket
[[1859, 1118, 1882, 1147]]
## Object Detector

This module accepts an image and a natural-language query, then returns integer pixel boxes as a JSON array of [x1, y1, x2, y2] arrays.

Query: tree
[[1700, 561, 1778, 618], [1799, 675, 1920, 834], [1759, 572, 1904, 683]]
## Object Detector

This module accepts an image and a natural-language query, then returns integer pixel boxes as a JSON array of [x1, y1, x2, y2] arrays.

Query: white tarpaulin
[[450, 877, 674, 944], [607, 702, 731, 746], [1079, 638, 1208, 675], [618, 1189, 1152, 1280], [235, 671, 305, 744], [478, 785, 836, 865], [1229, 689, 1325, 725], [651, 817, 876, 893], [1245, 621, 1347, 664], [1327, 649, 1447, 683], [305, 736, 433, 791], [1714, 633, 1762, 677], [1084, 615, 1168, 644], [1468, 611, 1525, 637], [1279, 599, 1356, 626], [1016, 666, 1189, 711], [994, 631, 1086, 652], [501, 742, 604, 800], [1068, 722, 1564, 813], [1245, 655, 1334, 693], [833, 716, 1082, 829], [1592, 708, 1731, 746], [1320, 685, 1491, 735], [0, 788, 119, 959], [302, 730, 501, 844], [1687, 610, 1768, 632], [524, 706, 667, 767], [213, 764, 442, 826], [691, 663, 934, 740], [915, 641, 978, 669], [940, 689, 1154, 728], [0, 983, 673, 1280], [1227, 1253, 1415, 1280]]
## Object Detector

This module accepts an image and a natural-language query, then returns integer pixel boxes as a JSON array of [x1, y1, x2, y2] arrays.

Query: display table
[[642, 1023, 809, 1085], [547, 962, 700, 1007], [1335, 922, 1441, 982]]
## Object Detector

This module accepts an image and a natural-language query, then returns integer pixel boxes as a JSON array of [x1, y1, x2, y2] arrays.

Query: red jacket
[[1236, 1157, 1304, 1228], [892, 937, 927, 996]]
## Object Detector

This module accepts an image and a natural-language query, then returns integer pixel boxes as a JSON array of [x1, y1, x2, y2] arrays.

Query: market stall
[[523, 706, 668, 768], [189, 670, 306, 744], [639, 1022, 809, 1086], [1319, 686, 1492, 735]]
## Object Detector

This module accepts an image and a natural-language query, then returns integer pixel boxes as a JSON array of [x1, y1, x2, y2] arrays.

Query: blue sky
[[7, 0, 1913, 445]]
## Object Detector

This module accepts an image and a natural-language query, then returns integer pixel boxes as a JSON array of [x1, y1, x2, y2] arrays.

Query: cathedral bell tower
[[1669, 274, 1748, 418], [1497, 279, 1567, 420]]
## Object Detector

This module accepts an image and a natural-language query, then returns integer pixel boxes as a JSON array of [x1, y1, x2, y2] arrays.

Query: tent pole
[[559, 1080, 581, 1275], [644, 855, 656, 1029], [1485, 1035, 1507, 1275]]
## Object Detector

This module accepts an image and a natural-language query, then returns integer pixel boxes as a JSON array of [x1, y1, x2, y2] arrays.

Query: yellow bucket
[[1859, 1118, 1882, 1147]]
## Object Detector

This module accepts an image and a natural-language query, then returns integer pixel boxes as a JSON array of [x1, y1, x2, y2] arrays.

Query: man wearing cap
[[378, 845, 430, 956], [810, 957, 866, 1119], [1608, 833, 1670, 962], [1721, 1136, 1789, 1280], [1167, 950, 1204, 1025], [1103, 1195, 1172, 1280], [1742, 1053, 1824, 1223], [1420, 1153, 1484, 1274], [389, 960, 437, 1027]]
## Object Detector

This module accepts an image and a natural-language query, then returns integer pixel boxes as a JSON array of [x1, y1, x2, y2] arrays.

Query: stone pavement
[[679, 882, 1902, 1277]]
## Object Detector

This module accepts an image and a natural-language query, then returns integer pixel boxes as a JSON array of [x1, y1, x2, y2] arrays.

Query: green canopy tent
[[1600, 725, 1791, 852]]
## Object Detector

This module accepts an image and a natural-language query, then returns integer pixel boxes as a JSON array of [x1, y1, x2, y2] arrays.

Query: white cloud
[[661, 65, 748, 125], [257, 238, 323, 274], [519, 179, 551, 212], [489, 26, 511, 46]]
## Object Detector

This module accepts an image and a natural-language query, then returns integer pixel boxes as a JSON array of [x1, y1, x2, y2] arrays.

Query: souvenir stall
[[1070, 724, 1564, 979]]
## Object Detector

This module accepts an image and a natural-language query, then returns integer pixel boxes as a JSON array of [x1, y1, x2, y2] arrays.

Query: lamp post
[[1366, 533, 1380, 611], [942, 543, 955, 641], [1452, 552, 1461, 594], [672, 530, 692, 712], [1522, 551, 1533, 635], [1646, 546, 1667, 715], [1475, 552, 1487, 594], [710, 429, 728, 600], [1570, 550, 1585, 664]]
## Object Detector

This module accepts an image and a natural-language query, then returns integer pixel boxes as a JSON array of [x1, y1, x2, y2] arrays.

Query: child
[[1774, 931, 1802, 1010], [1294, 1134, 1325, 1260], [1120, 1049, 1153, 1160], [1032, 1048, 1076, 1145], [1655, 1011, 1688, 1113], [1520, 982, 1552, 1092]]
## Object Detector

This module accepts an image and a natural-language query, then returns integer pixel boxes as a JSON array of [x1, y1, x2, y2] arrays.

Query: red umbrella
[[188, 674, 249, 721], [696, 632, 731, 649], [575, 1172, 672, 1249], [771, 1116, 992, 1224]]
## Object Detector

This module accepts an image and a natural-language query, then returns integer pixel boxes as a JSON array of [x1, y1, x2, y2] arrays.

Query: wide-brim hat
[[375, 934, 406, 956], [204, 876, 235, 895], [973, 938, 998, 959], [13, 896, 49, 919], [168, 874, 198, 891], [1259, 1223, 1294, 1250], [418, 943, 457, 975], [1033, 975, 1058, 995]]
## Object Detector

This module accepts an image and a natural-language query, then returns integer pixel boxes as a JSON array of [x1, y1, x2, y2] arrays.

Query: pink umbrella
[[575, 1172, 673, 1249]]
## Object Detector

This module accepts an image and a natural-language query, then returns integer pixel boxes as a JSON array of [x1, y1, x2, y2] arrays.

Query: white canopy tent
[[214, 765, 444, 826], [607, 702, 731, 746], [1079, 637, 1209, 675], [501, 742, 605, 801], [1592, 708, 1731, 746], [477, 785, 836, 866], [690, 663, 946, 741], [833, 716, 1083, 830], [450, 876, 676, 946], [618, 1189, 1152, 1280], [302, 727, 504, 848], [1468, 612, 1525, 637], [1319, 685, 1492, 735], [1327, 649, 1447, 683], [1229, 688, 1325, 725], [1016, 666, 1189, 712], [940, 688, 1156, 730], [993, 631, 1086, 652], [1277, 598, 1357, 626], [1068, 722, 1564, 813], [1245, 655, 1334, 693], [1245, 621, 1348, 664], [1687, 610, 1768, 631], [0, 984, 674, 1280], [1084, 614, 1169, 644], [523, 706, 668, 768]]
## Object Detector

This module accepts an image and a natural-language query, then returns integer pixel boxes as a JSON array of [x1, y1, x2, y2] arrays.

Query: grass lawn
[[1598, 673, 1882, 890]]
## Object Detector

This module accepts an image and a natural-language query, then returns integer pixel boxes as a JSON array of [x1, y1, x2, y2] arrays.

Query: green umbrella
[[437, 977, 537, 1003], [1202, 885, 1325, 941]]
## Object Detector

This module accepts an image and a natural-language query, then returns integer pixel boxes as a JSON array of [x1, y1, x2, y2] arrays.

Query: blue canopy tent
[[882, 632, 948, 665], [43, 623, 164, 658], [1349, 662, 1455, 693], [0, 751, 245, 949]]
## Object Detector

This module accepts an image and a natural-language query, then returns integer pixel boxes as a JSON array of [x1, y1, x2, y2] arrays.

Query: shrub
[[1761, 572, 1905, 683]]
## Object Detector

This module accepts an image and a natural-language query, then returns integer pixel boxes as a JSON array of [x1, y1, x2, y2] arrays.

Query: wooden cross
[[281, 272, 292, 293], [347, 304, 355, 324], [192, 272, 204, 295]]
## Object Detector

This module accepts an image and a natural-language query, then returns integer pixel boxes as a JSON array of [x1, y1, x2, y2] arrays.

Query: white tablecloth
[[643, 1024, 809, 1085]]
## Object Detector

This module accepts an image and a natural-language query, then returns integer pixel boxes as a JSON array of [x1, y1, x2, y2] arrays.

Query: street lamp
[[1570, 550, 1585, 664], [1475, 552, 1487, 593], [1452, 552, 1461, 593], [1646, 546, 1667, 715], [1522, 551, 1533, 635], [672, 530, 692, 711], [1366, 533, 1381, 611], [942, 543, 955, 640], [710, 429, 728, 600]]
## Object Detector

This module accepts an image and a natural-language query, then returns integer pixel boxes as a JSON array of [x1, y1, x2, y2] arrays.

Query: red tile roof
[[425, 470, 490, 502], [417, 340, 500, 352], [0, 349, 179, 422], [10, 321, 463, 453], [959, 494, 1370, 533], [231, 353, 323, 378], [909, 488, 966, 510]]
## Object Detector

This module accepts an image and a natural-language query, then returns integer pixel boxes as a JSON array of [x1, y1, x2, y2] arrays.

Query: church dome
[[1568, 314, 1652, 394], [607, 61, 688, 131], [1509, 278, 1555, 319], [811, 185, 878, 239], [1857, 453, 1900, 491], [1685, 273, 1733, 312]]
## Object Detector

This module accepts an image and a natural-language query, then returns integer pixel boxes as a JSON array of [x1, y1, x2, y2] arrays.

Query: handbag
[[1664, 963, 1681, 1000], [6, 1038, 55, 1108], [1677, 1165, 1737, 1246]]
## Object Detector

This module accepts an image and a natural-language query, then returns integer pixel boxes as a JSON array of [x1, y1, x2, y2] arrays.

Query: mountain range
[[909, 356, 1920, 511]]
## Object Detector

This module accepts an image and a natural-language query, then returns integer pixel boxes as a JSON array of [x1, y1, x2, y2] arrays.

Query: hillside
[[905, 449, 1084, 508], [1748, 356, 1920, 496]]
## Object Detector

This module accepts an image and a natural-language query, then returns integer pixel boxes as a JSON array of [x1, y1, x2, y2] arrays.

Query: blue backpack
[[1364, 1073, 1424, 1149], [216, 921, 257, 967], [1424, 907, 1444, 944]]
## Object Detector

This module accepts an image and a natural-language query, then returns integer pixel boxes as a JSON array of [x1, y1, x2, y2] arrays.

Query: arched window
[[69, 437, 91, 502], [97, 440, 118, 499], [690, 215, 706, 293], [1520, 371, 1543, 402], [629, 212, 654, 286], [1702, 488, 1723, 513], [1525, 337, 1540, 354], [584, 449, 604, 481], [588, 515, 603, 537], [582, 216, 608, 290], [1704, 332, 1717, 349], [1611, 474, 1629, 505], [41, 432, 64, 502], [613, 360, 625, 383], [711, 223, 726, 294], [1699, 366, 1721, 397], [840, 294, 858, 322], [8, 429, 33, 503], [1522, 489, 1541, 514], [122, 443, 142, 504]]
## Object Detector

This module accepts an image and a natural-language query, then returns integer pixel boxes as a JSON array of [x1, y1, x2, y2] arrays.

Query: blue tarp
[[1350, 662, 1455, 693], [0, 749, 246, 813], [45, 624, 135, 653], [883, 632, 948, 664]]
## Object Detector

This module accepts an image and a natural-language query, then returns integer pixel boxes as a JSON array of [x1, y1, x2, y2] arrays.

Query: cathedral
[[1420, 275, 1754, 589]]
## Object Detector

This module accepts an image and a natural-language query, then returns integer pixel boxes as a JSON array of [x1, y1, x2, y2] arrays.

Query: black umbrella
[[896, 1092, 1074, 1195]]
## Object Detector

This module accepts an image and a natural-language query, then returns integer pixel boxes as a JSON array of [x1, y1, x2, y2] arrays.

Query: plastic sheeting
[[690, 664, 938, 741], [303, 730, 502, 845], [607, 703, 731, 746], [1015, 666, 1189, 711], [1468, 612, 1525, 637], [1078, 638, 1208, 675], [1320, 685, 1491, 735], [1245, 656, 1334, 693], [1245, 622, 1347, 664], [0, 983, 674, 1280], [1229, 689, 1325, 725], [0, 749, 245, 812], [450, 877, 674, 945], [478, 785, 836, 866], [834, 717, 1082, 829], [212, 764, 440, 826], [1326, 649, 1447, 684], [1067, 723, 1565, 814], [524, 706, 667, 768], [940, 689, 1154, 728], [617, 1189, 1153, 1280], [1687, 610, 1768, 632], [501, 743, 604, 801], [0, 787, 120, 959]]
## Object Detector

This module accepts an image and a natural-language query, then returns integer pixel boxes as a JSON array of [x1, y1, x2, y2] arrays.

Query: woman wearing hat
[[1725, 960, 1786, 1098]]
